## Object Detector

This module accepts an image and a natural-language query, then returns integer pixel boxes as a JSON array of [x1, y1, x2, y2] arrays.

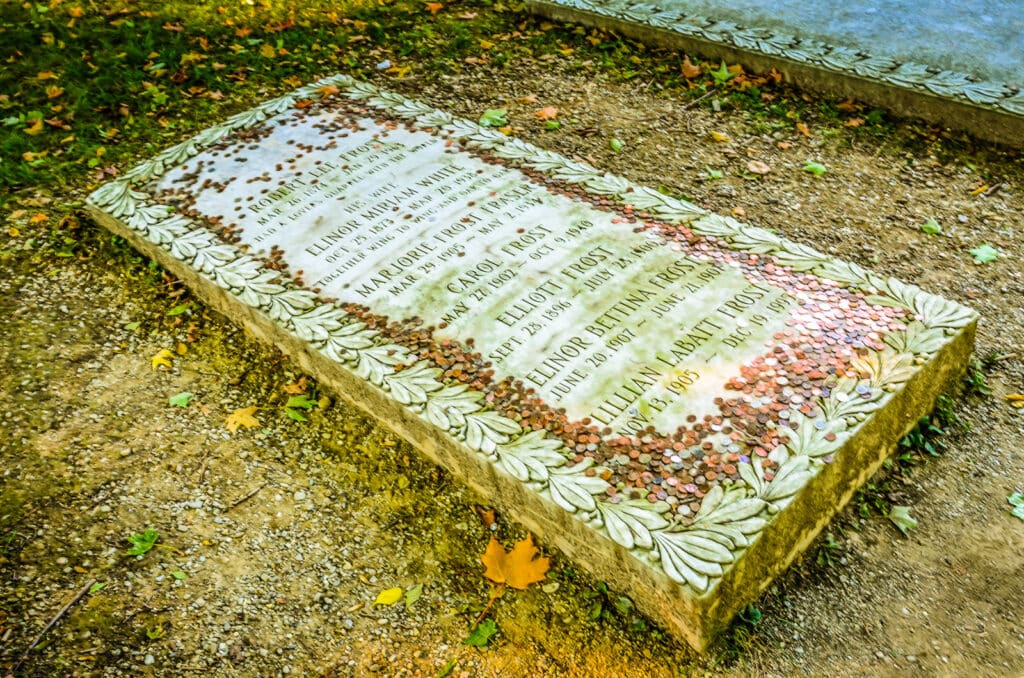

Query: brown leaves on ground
[[533, 106, 558, 121], [481, 535, 549, 590], [225, 406, 260, 432], [680, 55, 701, 79]]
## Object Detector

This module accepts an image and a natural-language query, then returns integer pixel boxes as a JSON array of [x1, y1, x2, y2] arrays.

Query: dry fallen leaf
[[151, 349, 174, 371], [225, 406, 260, 432], [424, 2, 443, 14], [519, 94, 538, 104], [283, 377, 308, 394], [481, 535, 550, 590], [534, 106, 558, 121], [259, 43, 277, 59], [795, 122, 812, 137], [475, 506, 497, 531], [710, 131, 730, 143], [746, 160, 771, 175], [843, 117, 865, 128], [374, 587, 403, 605], [680, 55, 701, 79], [1006, 394, 1024, 409], [317, 84, 339, 98]]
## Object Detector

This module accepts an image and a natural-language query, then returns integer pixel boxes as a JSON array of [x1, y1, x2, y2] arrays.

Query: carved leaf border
[[548, 0, 1024, 115], [87, 74, 975, 597]]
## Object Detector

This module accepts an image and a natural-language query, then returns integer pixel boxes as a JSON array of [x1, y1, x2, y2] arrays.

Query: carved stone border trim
[[86, 74, 976, 609], [528, 0, 1024, 145]]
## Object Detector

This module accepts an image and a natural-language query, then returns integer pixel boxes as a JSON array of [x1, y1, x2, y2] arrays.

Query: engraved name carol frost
[[86, 75, 976, 649]]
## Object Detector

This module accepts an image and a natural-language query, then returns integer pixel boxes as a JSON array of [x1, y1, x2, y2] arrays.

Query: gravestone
[[87, 75, 976, 650], [526, 0, 1024, 146]]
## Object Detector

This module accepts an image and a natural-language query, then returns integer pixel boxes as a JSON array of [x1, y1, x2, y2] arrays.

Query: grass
[[3, 0, 979, 227]]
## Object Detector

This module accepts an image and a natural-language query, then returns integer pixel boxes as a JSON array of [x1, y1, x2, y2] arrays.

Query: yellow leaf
[[45, 84, 64, 99], [1006, 394, 1024, 409], [24, 118, 44, 136], [479, 39, 495, 50], [710, 130, 730, 142], [225, 406, 260, 432], [480, 534, 550, 590], [151, 349, 174, 370], [175, 342, 188, 355], [374, 587, 403, 605], [37, 71, 58, 80], [316, 84, 339, 97], [970, 184, 989, 196], [8, 227, 20, 237], [260, 43, 277, 59]]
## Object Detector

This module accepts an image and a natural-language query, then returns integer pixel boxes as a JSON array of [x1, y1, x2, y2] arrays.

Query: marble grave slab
[[86, 75, 977, 649]]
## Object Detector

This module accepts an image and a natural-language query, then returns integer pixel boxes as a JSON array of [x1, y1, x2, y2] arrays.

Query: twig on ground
[[470, 583, 505, 631], [9, 579, 97, 675], [681, 88, 718, 111], [228, 483, 267, 511]]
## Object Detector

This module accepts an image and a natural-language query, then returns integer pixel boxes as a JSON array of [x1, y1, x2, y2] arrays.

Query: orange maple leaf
[[534, 106, 558, 121], [481, 535, 549, 590], [680, 55, 701, 79], [424, 2, 443, 14]]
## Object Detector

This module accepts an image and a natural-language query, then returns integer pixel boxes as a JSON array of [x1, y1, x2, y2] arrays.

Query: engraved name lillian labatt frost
[[87, 76, 975, 647]]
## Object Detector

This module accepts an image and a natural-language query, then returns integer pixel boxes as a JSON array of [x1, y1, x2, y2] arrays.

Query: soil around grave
[[2, 62, 1024, 677]]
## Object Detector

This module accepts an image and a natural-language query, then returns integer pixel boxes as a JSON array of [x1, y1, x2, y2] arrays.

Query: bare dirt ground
[[3, 61, 1024, 677]]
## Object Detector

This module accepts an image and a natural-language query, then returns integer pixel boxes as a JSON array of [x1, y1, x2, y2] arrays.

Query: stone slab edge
[[527, 0, 1024, 147], [85, 74, 977, 650]]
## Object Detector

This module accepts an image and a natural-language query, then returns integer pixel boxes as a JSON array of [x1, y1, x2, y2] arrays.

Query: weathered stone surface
[[526, 0, 1024, 147], [86, 75, 976, 650]]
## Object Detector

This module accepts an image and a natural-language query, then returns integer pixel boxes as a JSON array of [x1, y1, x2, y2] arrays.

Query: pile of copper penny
[[163, 98, 916, 522]]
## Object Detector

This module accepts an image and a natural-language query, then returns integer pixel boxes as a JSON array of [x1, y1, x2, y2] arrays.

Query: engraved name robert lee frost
[[87, 76, 975, 648]]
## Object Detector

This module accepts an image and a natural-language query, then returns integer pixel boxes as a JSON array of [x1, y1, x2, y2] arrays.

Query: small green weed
[[126, 529, 160, 556], [964, 358, 992, 396], [815, 532, 844, 568]]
